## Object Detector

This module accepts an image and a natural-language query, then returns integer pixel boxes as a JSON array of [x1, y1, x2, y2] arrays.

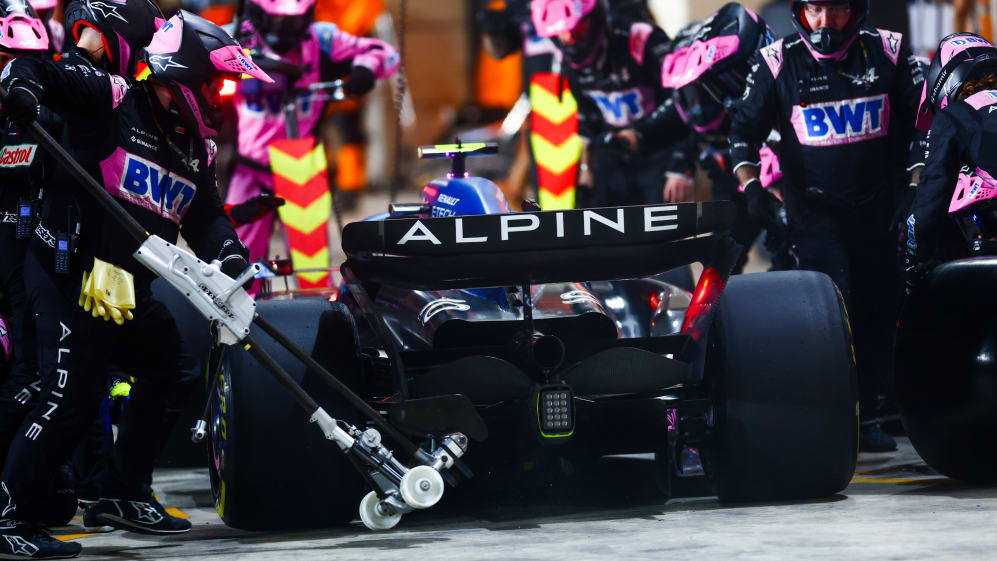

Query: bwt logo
[[589, 88, 648, 127], [120, 154, 196, 219], [793, 94, 889, 147], [949, 37, 990, 47]]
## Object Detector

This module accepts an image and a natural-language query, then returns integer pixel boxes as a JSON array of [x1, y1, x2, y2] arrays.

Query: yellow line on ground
[[851, 477, 942, 483], [56, 533, 99, 542]]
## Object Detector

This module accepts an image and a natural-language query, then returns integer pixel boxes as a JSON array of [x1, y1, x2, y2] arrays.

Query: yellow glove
[[78, 258, 136, 325]]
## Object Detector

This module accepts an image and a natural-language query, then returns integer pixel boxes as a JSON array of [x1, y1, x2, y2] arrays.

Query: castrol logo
[[0, 144, 37, 168]]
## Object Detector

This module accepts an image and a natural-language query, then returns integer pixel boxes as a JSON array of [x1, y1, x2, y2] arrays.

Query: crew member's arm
[[908, 109, 964, 260], [181, 151, 251, 277], [1, 54, 118, 123], [314, 22, 400, 95], [728, 50, 777, 186]]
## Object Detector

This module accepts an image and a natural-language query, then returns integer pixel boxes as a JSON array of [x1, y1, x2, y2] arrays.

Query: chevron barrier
[[269, 137, 332, 288], [530, 73, 581, 210]]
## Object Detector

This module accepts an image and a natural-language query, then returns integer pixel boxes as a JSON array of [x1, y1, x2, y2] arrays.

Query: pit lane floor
[[52, 437, 997, 560]]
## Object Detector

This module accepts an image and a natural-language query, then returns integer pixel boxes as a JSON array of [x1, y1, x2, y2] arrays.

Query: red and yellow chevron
[[530, 73, 581, 210], [269, 138, 332, 288]]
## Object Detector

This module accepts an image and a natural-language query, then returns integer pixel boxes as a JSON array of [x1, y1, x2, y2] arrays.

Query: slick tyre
[[896, 259, 997, 483], [706, 271, 858, 502], [208, 299, 366, 530]]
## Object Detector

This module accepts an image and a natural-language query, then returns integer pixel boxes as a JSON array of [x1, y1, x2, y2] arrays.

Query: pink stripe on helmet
[[115, 30, 130, 75], [248, 0, 314, 16], [209, 45, 274, 83], [673, 101, 728, 133], [27, 0, 56, 11], [661, 35, 740, 89], [177, 81, 217, 138], [940, 35, 992, 66], [799, 29, 858, 62], [0, 14, 49, 52]]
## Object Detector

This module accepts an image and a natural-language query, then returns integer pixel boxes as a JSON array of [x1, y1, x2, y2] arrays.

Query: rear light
[[220, 79, 238, 97], [680, 267, 725, 339], [328, 291, 339, 302], [649, 291, 661, 311]]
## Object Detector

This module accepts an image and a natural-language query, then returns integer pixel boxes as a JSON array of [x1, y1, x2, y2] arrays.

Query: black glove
[[226, 194, 285, 226], [743, 178, 782, 229], [903, 246, 937, 295], [1, 84, 41, 126], [218, 240, 254, 291], [344, 65, 376, 96]]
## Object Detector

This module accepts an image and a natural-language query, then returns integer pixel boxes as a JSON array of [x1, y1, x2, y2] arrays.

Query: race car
[[206, 142, 858, 531]]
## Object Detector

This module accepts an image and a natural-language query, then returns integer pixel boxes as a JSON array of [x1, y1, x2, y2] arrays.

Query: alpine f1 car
[[207, 143, 859, 531]]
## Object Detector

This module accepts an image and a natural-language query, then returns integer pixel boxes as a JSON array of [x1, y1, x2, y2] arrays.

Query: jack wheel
[[399, 465, 444, 509], [359, 491, 401, 530]]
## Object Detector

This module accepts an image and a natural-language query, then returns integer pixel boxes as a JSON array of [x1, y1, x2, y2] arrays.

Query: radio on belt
[[15, 199, 32, 239]]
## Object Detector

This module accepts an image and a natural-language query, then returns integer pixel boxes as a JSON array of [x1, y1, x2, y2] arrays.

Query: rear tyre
[[706, 271, 858, 502], [208, 299, 367, 530], [896, 259, 997, 482]]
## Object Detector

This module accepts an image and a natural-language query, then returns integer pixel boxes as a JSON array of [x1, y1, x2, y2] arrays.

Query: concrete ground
[[53, 438, 997, 560]]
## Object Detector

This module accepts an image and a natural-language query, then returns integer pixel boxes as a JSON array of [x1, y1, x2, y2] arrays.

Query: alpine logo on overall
[[791, 94, 890, 146]]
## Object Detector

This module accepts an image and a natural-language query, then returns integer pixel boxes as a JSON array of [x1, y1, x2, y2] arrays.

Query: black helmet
[[916, 33, 997, 131], [144, 10, 272, 138], [0, 0, 49, 54], [662, 2, 774, 131], [790, 0, 868, 60], [66, 0, 164, 76], [245, 0, 313, 54]]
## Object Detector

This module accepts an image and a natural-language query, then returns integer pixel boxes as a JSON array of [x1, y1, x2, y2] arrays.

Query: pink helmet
[[247, 0, 315, 53], [531, 0, 597, 38], [27, 0, 56, 12], [0, 0, 49, 53], [248, 0, 314, 16], [146, 10, 273, 138]]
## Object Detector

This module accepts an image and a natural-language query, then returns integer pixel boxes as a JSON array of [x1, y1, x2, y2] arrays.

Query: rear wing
[[342, 201, 737, 289]]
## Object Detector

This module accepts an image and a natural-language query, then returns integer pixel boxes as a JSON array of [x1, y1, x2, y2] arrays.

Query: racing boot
[[859, 420, 898, 453], [82, 497, 190, 535], [0, 520, 82, 559]]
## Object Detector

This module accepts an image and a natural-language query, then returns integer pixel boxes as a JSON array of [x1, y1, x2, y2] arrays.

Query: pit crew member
[[0, 7, 269, 555], [224, 0, 399, 263], [906, 33, 997, 289], [530, 0, 694, 207], [727, 0, 924, 451]]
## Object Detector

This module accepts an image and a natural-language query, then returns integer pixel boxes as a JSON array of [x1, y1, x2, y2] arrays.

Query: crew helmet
[[65, 0, 164, 76], [662, 2, 773, 132], [144, 10, 273, 138], [0, 0, 48, 53], [790, 0, 868, 60], [916, 32, 997, 131], [246, 0, 314, 54]]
